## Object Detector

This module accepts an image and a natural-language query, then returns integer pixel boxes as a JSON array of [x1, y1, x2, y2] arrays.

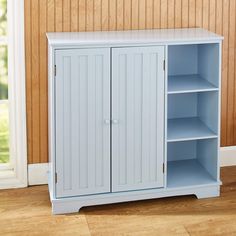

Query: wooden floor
[[0, 167, 236, 236]]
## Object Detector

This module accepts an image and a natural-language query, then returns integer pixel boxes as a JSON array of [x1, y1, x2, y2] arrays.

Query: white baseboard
[[28, 163, 49, 186], [28, 147, 236, 186], [220, 146, 236, 167]]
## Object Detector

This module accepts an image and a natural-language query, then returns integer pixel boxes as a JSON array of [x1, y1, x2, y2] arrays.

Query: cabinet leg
[[195, 186, 220, 199]]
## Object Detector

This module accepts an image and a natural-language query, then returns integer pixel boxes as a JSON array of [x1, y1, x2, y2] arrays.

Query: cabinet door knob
[[112, 119, 119, 124], [104, 119, 110, 124]]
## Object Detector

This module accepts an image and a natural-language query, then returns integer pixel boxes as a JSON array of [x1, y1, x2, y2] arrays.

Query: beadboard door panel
[[111, 46, 165, 192], [55, 48, 110, 198], [25, 0, 235, 164]]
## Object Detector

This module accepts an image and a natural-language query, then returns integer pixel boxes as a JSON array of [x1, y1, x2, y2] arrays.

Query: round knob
[[112, 119, 118, 124], [104, 119, 110, 125]]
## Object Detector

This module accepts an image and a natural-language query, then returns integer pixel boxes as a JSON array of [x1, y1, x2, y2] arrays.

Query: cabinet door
[[112, 46, 165, 192], [55, 48, 110, 198]]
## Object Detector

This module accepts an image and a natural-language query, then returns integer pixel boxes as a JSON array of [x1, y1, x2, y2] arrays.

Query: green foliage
[[0, 46, 8, 99], [0, 103, 9, 163], [0, 0, 7, 36], [0, 1, 9, 163]]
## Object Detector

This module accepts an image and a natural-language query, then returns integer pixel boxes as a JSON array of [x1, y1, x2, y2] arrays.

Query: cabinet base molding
[[220, 146, 236, 167], [49, 184, 220, 215], [28, 163, 49, 186]]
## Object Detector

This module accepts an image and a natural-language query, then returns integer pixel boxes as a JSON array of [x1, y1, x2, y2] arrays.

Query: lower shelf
[[167, 159, 217, 188]]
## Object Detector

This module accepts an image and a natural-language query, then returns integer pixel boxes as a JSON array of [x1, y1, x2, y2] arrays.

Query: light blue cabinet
[[47, 28, 223, 214]]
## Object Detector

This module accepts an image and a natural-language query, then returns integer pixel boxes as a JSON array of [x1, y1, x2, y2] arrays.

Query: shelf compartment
[[168, 92, 219, 141], [167, 159, 217, 188], [168, 74, 218, 94], [167, 139, 218, 188], [167, 117, 217, 142], [168, 44, 220, 88]]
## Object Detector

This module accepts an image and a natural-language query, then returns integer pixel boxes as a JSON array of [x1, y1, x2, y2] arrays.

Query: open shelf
[[167, 159, 217, 188], [167, 117, 217, 142], [168, 74, 218, 94]]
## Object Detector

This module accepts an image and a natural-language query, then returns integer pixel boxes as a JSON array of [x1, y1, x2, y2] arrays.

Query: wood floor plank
[[0, 167, 235, 235]]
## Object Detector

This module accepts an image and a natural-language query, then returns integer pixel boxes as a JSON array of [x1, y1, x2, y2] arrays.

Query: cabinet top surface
[[47, 28, 223, 47]]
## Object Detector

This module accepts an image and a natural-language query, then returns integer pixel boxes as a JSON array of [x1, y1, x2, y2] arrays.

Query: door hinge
[[163, 163, 165, 173], [55, 172, 58, 184], [163, 60, 166, 71], [54, 65, 57, 77]]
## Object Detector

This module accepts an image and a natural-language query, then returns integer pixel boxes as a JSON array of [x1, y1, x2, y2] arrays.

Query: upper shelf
[[168, 74, 218, 94], [46, 28, 223, 47]]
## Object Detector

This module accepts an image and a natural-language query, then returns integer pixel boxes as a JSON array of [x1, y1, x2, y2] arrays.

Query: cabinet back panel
[[168, 141, 197, 161], [168, 93, 197, 119], [168, 45, 198, 76]]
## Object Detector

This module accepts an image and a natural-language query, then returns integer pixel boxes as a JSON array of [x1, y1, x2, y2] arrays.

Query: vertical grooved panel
[[63, 57, 72, 190], [55, 49, 110, 197], [94, 0, 102, 31], [39, 0, 48, 163], [109, 0, 117, 30], [63, 0, 71, 31], [118, 54, 127, 185], [31, 0, 40, 163], [79, 55, 88, 188], [134, 54, 142, 183], [101, 0, 109, 30], [131, 0, 139, 29], [227, 0, 235, 145], [71, 0, 78, 31], [175, 0, 182, 28], [153, 0, 161, 28], [160, 0, 167, 28], [112, 47, 165, 192], [79, 0, 86, 31], [25, 0, 33, 163], [209, 0, 216, 32], [189, 0, 196, 27], [168, 0, 175, 28], [182, 0, 189, 28], [146, 0, 153, 29], [196, 0, 203, 27], [222, 0, 229, 146], [124, 0, 132, 30], [117, 0, 124, 30], [55, 0, 63, 31], [86, 0, 94, 31], [139, 0, 146, 28], [202, 0, 209, 29]]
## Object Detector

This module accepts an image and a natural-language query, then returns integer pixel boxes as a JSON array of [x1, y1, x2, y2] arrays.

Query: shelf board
[[167, 159, 217, 188], [168, 74, 218, 94], [167, 117, 217, 142]]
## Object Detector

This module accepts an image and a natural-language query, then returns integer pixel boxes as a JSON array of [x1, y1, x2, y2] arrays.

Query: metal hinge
[[163, 60, 166, 71], [163, 163, 165, 173], [55, 172, 58, 184], [54, 65, 57, 77]]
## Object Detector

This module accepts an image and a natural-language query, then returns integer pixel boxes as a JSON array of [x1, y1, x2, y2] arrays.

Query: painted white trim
[[0, 0, 28, 189], [28, 163, 49, 186], [220, 146, 236, 167]]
